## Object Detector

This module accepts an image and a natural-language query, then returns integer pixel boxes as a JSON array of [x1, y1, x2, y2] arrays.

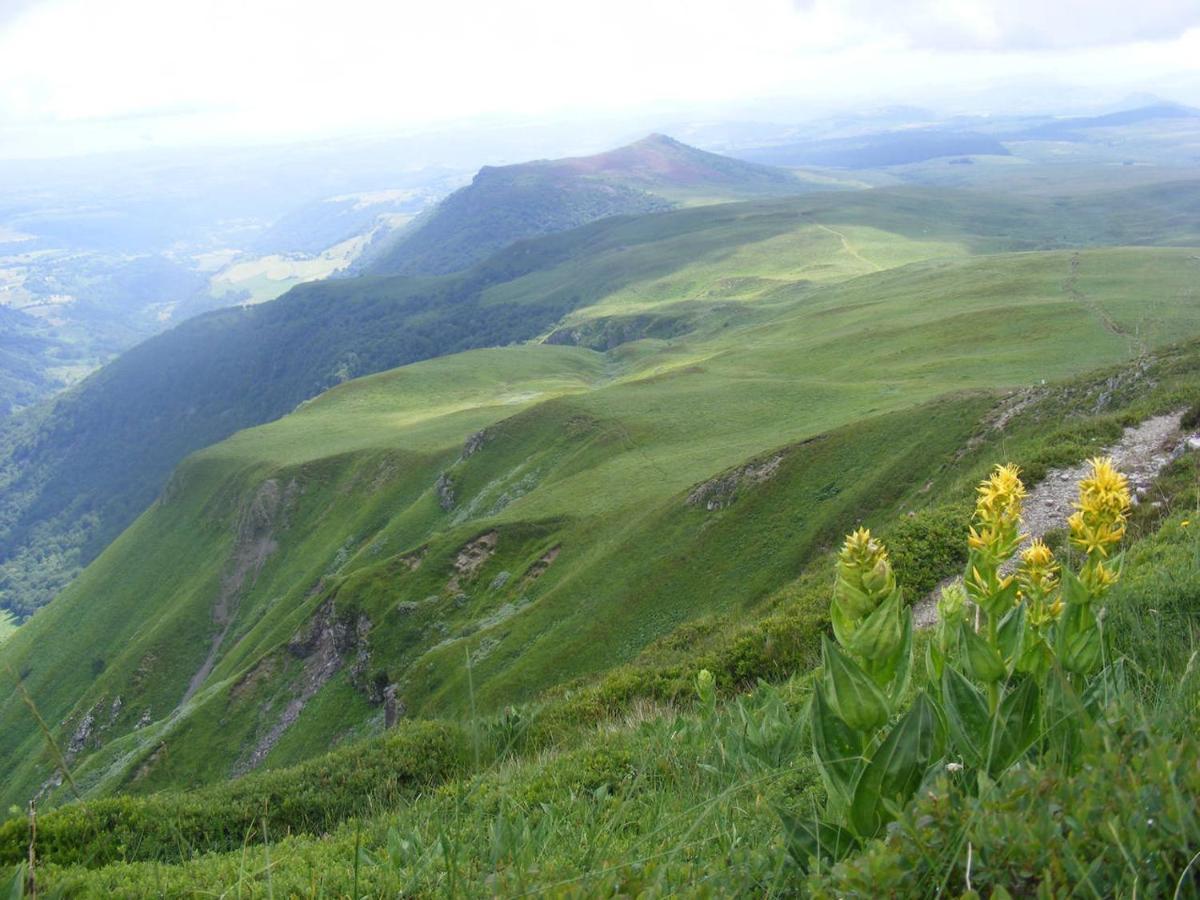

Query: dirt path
[[810, 221, 882, 272], [1063, 253, 1146, 358], [912, 409, 1190, 629]]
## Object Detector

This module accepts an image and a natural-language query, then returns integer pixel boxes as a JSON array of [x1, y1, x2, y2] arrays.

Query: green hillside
[[2, 236, 1199, 809], [5, 323, 1200, 896], [4, 180, 1200, 622], [359, 134, 815, 277]]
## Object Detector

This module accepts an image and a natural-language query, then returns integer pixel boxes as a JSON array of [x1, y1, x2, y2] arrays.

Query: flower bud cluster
[[1018, 539, 1062, 628], [834, 528, 895, 621]]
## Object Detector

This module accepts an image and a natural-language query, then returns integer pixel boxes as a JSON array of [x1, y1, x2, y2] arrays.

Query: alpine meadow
[[3, 3, 1200, 896]]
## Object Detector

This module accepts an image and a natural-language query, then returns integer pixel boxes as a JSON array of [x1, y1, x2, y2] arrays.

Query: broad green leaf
[[996, 604, 1026, 671], [982, 576, 1020, 621], [1083, 657, 1128, 710], [830, 595, 858, 648], [941, 665, 989, 769], [1016, 633, 1051, 679], [1057, 601, 1102, 675], [810, 686, 863, 805], [6, 864, 26, 900], [776, 806, 858, 870], [1059, 567, 1091, 607], [1043, 665, 1084, 767], [844, 587, 904, 679], [833, 575, 876, 620], [822, 636, 890, 732], [925, 638, 945, 685], [884, 608, 914, 703], [849, 692, 943, 838], [960, 622, 1006, 683], [989, 676, 1040, 775]]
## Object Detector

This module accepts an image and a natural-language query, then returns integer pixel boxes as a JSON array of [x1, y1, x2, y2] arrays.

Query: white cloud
[[0, 0, 1197, 156], [793, 0, 1200, 50]]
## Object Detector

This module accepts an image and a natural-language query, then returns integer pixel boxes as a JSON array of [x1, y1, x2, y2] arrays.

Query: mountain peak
[[363, 135, 802, 277]]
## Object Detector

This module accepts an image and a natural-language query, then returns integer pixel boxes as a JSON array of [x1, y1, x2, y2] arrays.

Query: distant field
[[208, 227, 401, 305]]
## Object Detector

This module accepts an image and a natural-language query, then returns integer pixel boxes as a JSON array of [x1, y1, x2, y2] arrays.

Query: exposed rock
[[182, 477, 297, 706], [135, 709, 152, 730], [383, 684, 405, 728], [522, 546, 560, 585], [347, 613, 377, 699], [64, 703, 102, 761], [239, 599, 369, 774], [687, 453, 786, 511], [435, 472, 456, 511], [447, 531, 499, 592], [490, 570, 511, 590], [131, 743, 166, 783], [399, 547, 427, 571], [230, 655, 279, 701], [463, 429, 490, 458], [471, 636, 500, 664], [108, 695, 123, 724]]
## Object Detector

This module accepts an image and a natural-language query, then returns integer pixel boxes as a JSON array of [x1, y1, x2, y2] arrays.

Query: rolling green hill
[[4, 180, 1200, 622], [6, 331, 1200, 895], [357, 134, 816, 276], [2, 235, 1199, 808]]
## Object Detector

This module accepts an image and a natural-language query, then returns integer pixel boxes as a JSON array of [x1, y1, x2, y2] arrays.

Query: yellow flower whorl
[[1069, 457, 1131, 561]]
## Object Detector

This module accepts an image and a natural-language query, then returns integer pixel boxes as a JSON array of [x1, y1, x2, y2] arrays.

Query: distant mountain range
[[359, 134, 813, 276], [733, 103, 1200, 169], [736, 130, 1011, 168]]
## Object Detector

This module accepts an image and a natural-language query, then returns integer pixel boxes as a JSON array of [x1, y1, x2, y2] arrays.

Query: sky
[[1, 0, 1199, 158]]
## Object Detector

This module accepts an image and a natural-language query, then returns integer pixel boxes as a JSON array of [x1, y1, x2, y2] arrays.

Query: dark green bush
[[885, 505, 969, 599], [0, 720, 467, 869]]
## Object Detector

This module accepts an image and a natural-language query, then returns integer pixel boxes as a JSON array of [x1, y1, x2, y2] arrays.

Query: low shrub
[[0, 720, 467, 869]]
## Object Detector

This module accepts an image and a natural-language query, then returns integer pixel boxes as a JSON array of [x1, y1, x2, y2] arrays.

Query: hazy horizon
[[1, 0, 1199, 160]]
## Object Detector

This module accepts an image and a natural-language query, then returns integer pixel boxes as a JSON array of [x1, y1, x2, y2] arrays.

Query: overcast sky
[[1, 0, 1199, 158]]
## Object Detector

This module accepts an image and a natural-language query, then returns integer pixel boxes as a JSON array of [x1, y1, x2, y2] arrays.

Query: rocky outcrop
[[686, 453, 786, 511], [182, 478, 299, 706], [237, 599, 373, 774], [522, 546, 560, 585], [463, 429, 490, 458], [435, 473, 456, 511], [447, 531, 499, 593]]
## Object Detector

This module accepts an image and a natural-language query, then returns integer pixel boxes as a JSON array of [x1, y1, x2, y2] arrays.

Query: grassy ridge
[[4, 181, 1200, 621], [8, 340, 1200, 895], [3, 241, 1200, 805]]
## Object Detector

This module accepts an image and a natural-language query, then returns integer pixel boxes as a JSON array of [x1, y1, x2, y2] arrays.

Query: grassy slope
[[3, 185, 1074, 620], [2, 239, 1199, 805], [11, 339, 1200, 896]]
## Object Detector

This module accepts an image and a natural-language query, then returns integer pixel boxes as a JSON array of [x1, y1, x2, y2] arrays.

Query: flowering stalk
[[1057, 458, 1130, 676], [784, 457, 1132, 869]]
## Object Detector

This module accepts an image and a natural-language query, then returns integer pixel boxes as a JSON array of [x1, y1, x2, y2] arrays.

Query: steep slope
[[3, 181, 1200, 620], [358, 134, 811, 276], [3, 243, 1200, 803]]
